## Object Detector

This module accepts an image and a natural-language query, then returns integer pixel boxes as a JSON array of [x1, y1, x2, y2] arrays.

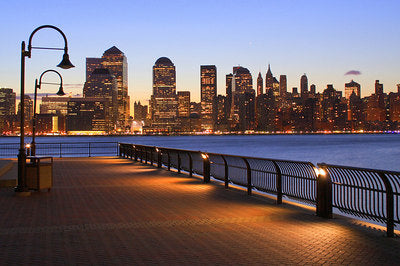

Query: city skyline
[[1, 0, 400, 113]]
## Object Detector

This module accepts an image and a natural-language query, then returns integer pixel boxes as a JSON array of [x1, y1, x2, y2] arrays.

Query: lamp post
[[15, 25, 74, 194], [31, 70, 65, 156]]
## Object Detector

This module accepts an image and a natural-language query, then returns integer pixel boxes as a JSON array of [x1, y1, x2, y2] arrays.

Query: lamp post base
[[14, 190, 31, 197]]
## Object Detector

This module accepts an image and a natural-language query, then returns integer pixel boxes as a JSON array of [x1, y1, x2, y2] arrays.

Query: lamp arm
[[38, 69, 63, 88], [27, 25, 69, 57]]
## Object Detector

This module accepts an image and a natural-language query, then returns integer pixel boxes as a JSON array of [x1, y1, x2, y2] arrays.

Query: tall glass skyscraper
[[200, 65, 217, 131], [150, 57, 178, 132], [86, 46, 129, 130]]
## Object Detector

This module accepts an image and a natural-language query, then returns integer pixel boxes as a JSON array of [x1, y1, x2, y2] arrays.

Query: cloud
[[345, 70, 362, 75]]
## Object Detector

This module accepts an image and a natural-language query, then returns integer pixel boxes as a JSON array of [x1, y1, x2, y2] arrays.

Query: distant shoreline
[[1, 131, 399, 137]]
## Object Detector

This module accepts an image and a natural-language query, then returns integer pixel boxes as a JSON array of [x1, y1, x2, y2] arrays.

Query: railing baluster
[[242, 158, 251, 195], [221, 155, 228, 188], [272, 160, 282, 204]]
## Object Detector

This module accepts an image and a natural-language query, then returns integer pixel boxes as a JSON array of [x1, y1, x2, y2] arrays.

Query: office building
[[66, 98, 113, 133], [178, 91, 190, 118], [257, 72, 263, 96], [300, 74, 308, 98], [200, 65, 217, 131], [86, 46, 129, 129], [344, 80, 361, 100], [279, 75, 287, 97], [150, 57, 178, 132], [83, 68, 118, 127]]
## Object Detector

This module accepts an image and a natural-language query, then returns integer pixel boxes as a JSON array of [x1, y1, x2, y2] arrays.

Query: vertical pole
[[157, 149, 162, 168], [88, 142, 91, 157], [134, 146, 138, 161], [316, 165, 332, 218], [203, 154, 210, 183], [379, 173, 394, 237], [221, 155, 229, 188], [188, 152, 193, 177], [177, 152, 181, 173], [242, 158, 252, 195], [59, 143, 62, 158], [150, 148, 153, 165], [16, 41, 27, 193], [31, 79, 38, 156], [167, 151, 171, 171], [272, 161, 283, 204]]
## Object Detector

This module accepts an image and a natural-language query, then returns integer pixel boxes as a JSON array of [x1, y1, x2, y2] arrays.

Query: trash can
[[26, 156, 53, 192]]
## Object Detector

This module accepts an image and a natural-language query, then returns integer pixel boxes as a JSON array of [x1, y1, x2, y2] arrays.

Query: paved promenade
[[0, 157, 399, 265]]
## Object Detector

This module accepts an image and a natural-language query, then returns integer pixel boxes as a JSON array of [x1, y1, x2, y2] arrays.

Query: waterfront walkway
[[0, 157, 399, 265]]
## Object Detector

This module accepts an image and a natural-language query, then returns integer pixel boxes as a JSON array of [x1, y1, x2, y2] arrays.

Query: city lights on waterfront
[[1, 0, 400, 135]]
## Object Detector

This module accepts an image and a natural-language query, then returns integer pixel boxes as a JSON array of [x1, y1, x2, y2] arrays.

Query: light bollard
[[316, 167, 333, 218], [202, 153, 210, 183]]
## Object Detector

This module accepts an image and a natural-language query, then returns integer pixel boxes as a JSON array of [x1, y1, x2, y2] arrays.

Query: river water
[[1, 134, 399, 171]]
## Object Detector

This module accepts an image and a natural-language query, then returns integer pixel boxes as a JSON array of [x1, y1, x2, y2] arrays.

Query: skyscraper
[[279, 75, 287, 97], [178, 91, 190, 118], [17, 95, 34, 132], [83, 68, 118, 128], [300, 74, 308, 98], [344, 80, 361, 100], [0, 88, 16, 133], [230, 67, 255, 130], [150, 57, 178, 132], [310, 84, 316, 95], [265, 64, 274, 92], [86, 57, 104, 80], [101, 46, 129, 129], [257, 72, 263, 96], [0, 88, 16, 116], [200, 65, 217, 131], [86, 46, 129, 130]]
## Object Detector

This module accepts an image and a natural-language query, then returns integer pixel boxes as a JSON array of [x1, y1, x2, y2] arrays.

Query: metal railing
[[0, 142, 118, 158], [119, 143, 400, 237]]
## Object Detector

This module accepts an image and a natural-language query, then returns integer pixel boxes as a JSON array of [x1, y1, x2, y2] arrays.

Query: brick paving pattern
[[0, 157, 399, 265]]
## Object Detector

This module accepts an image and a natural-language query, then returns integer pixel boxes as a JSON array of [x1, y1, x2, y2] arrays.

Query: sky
[[1, 0, 399, 114]]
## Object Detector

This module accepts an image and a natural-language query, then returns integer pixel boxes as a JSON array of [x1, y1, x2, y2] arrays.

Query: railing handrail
[[119, 143, 316, 166], [318, 162, 400, 176]]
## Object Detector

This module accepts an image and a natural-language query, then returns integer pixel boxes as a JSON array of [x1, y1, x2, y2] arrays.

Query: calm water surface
[[1, 134, 399, 171]]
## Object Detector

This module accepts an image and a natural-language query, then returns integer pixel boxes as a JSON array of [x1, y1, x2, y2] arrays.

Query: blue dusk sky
[[0, 0, 399, 112]]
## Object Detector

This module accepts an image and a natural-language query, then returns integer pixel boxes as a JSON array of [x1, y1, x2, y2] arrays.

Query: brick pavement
[[0, 157, 399, 265]]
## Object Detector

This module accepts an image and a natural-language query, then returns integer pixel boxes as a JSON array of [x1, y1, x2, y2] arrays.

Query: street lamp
[[31, 69, 65, 156], [15, 25, 74, 194]]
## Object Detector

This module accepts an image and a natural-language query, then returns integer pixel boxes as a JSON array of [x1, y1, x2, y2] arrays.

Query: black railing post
[[129, 145, 133, 160], [242, 158, 252, 195], [150, 147, 153, 165], [144, 147, 148, 164], [167, 150, 171, 171], [272, 160, 283, 204], [188, 152, 193, 177], [221, 155, 229, 188], [88, 142, 91, 157], [157, 148, 162, 168], [59, 143, 62, 158], [202, 153, 210, 183], [119, 144, 122, 157], [134, 146, 138, 161], [379, 173, 395, 237], [316, 165, 332, 219], [177, 151, 181, 173]]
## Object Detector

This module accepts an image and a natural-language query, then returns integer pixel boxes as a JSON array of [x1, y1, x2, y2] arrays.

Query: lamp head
[[56, 85, 66, 96], [57, 53, 75, 69]]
